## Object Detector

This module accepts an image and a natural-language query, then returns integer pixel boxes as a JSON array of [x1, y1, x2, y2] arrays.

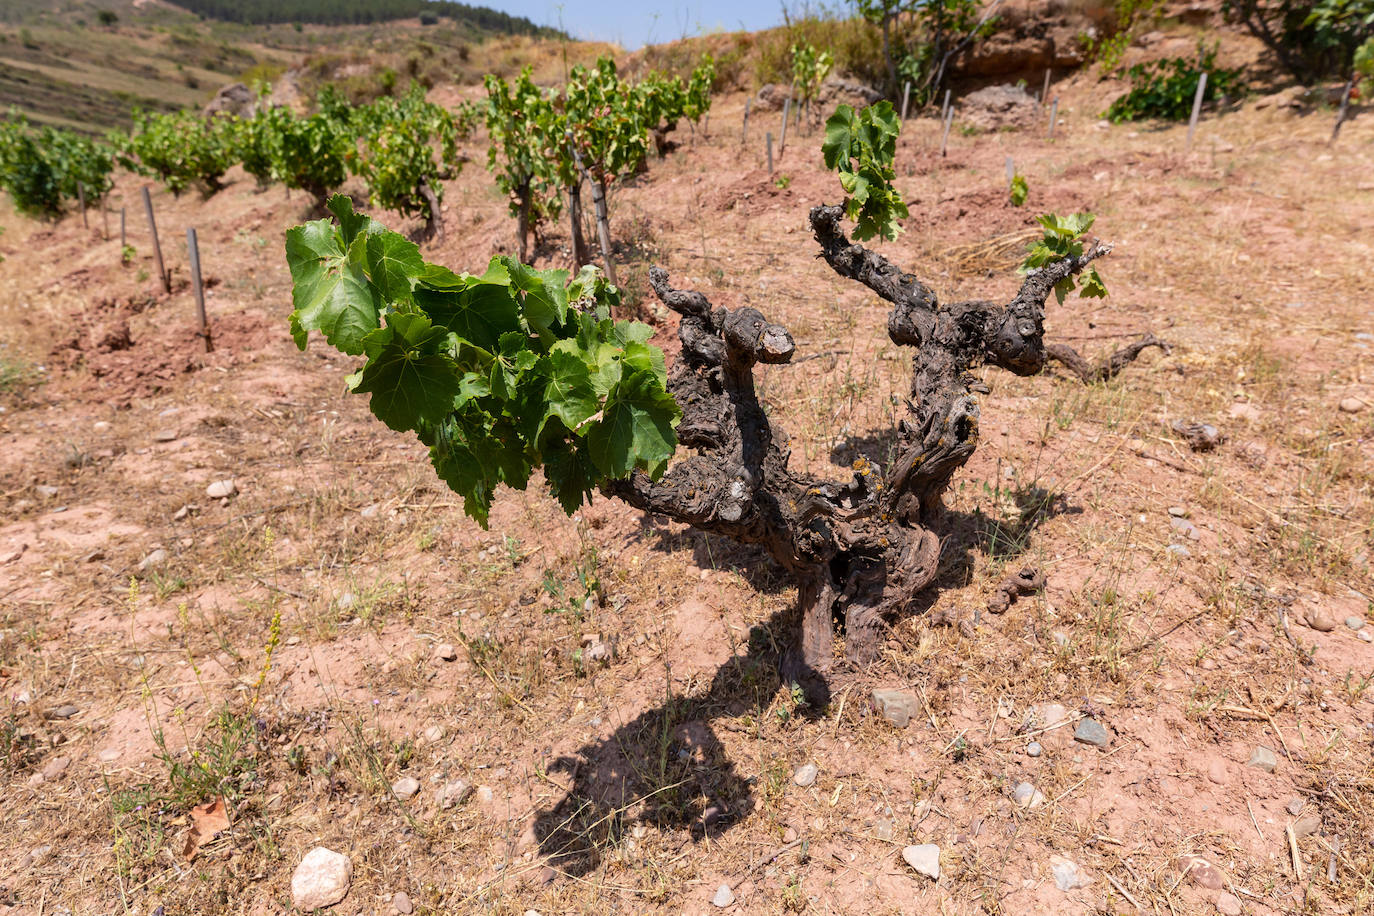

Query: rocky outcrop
[[953, 0, 1115, 78], [203, 82, 257, 120], [959, 83, 1040, 130]]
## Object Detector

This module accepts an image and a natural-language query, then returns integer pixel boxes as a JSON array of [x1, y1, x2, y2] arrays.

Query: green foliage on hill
[[161, 0, 563, 36]]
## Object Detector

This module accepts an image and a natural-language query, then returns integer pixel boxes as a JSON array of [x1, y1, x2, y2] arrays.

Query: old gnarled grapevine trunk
[[606, 205, 1165, 680]]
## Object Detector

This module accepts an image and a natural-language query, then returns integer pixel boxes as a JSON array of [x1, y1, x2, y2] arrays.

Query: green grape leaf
[[365, 231, 425, 304], [544, 346, 601, 431], [284, 221, 381, 355], [587, 370, 680, 477], [353, 312, 464, 432], [415, 282, 522, 353]]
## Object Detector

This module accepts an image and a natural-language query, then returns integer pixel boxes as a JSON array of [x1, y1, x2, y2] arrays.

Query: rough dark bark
[[606, 205, 1164, 680], [418, 178, 444, 244]]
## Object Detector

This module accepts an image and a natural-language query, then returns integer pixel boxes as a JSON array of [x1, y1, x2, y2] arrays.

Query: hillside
[[0, 0, 562, 131]]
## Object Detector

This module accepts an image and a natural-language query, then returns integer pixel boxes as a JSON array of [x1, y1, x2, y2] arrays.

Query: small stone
[[1167, 506, 1188, 517], [1025, 741, 1042, 758], [711, 882, 735, 907], [337, 592, 356, 610], [98, 748, 120, 762], [783, 826, 798, 843], [1074, 719, 1110, 749], [138, 548, 169, 571], [153, 429, 179, 442], [434, 643, 458, 661], [902, 844, 941, 880], [475, 785, 494, 805], [439, 779, 472, 809], [1303, 608, 1337, 632], [872, 818, 895, 841], [1050, 630, 1070, 647], [1248, 746, 1277, 772], [360, 503, 380, 518], [1292, 812, 1321, 839], [1285, 797, 1304, 816], [793, 763, 818, 787], [1207, 759, 1228, 785], [1358, 630, 1372, 642], [205, 479, 237, 499], [45, 705, 78, 720], [1338, 397, 1365, 414], [172, 505, 190, 521], [392, 776, 421, 800], [1216, 891, 1243, 916], [1344, 616, 1365, 631], [35, 485, 59, 498], [1170, 517, 1200, 540], [871, 688, 917, 728], [1012, 782, 1045, 808], [1050, 855, 1091, 890], [1179, 853, 1223, 890], [291, 847, 352, 911], [392, 891, 414, 914], [40, 756, 70, 781], [1229, 402, 1261, 422], [422, 725, 444, 743], [1032, 703, 1069, 729], [1167, 544, 1191, 558]]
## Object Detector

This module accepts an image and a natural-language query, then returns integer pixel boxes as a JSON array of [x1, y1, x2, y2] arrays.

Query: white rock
[[793, 763, 818, 787], [434, 643, 458, 661], [138, 548, 169, 571], [711, 883, 735, 907], [422, 725, 444, 743], [206, 479, 237, 499], [392, 776, 420, 800], [1051, 855, 1091, 890], [1338, 397, 1365, 414], [291, 847, 352, 911], [475, 785, 495, 805], [902, 844, 941, 880]]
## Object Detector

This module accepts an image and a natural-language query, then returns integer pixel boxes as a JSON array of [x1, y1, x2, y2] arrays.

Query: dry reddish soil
[[1, 36, 1373, 916]]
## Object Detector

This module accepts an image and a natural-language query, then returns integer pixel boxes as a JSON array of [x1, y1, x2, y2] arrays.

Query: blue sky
[[489, 0, 794, 49]]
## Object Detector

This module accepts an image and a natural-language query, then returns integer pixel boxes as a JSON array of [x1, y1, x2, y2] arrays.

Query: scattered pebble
[[1285, 797, 1304, 816], [153, 429, 179, 442], [360, 503, 380, 518], [422, 725, 444, 743], [40, 755, 70, 781], [45, 705, 78, 720], [711, 882, 735, 908], [1073, 719, 1110, 749], [434, 643, 457, 662], [205, 479, 237, 499], [392, 891, 414, 914], [1248, 746, 1278, 772], [439, 779, 472, 809], [1170, 517, 1200, 540], [1207, 759, 1228, 785], [1303, 608, 1337, 632], [1167, 544, 1191, 558], [1032, 703, 1069, 729], [1012, 782, 1045, 809], [1228, 403, 1261, 422], [392, 776, 420, 800], [35, 485, 59, 498], [1344, 616, 1365, 631], [475, 785, 494, 805], [172, 505, 190, 521], [1216, 891, 1243, 916], [1167, 506, 1188, 518], [872, 818, 894, 841], [1358, 630, 1372, 643], [902, 844, 940, 880], [138, 548, 169, 571], [793, 763, 818, 787], [1050, 630, 1069, 647], [1025, 741, 1042, 758], [871, 688, 917, 728], [1292, 812, 1321, 839], [1338, 397, 1365, 414], [1050, 855, 1091, 890], [98, 748, 120, 763], [1179, 853, 1224, 890], [291, 847, 352, 911]]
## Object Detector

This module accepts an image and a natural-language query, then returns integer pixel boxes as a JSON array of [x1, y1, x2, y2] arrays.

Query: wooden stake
[[120, 206, 126, 251], [1331, 73, 1355, 145], [141, 186, 170, 293], [1041, 69, 1052, 110], [77, 182, 87, 228], [766, 131, 774, 174], [901, 82, 911, 120], [1048, 97, 1059, 140], [940, 106, 954, 158], [1186, 71, 1208, 152], [101, 199, 108, 240], [780, 98, 790, 156], [1005, 156, 1015, 185], [569, 142, 617, 287], [942, 88, 951, 122], [186, 227, 212, 353], [741, 97, 751, 145]]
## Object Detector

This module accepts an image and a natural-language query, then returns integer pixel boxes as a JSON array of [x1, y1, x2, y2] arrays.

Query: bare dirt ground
[[1, 47, 1373, 916]]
